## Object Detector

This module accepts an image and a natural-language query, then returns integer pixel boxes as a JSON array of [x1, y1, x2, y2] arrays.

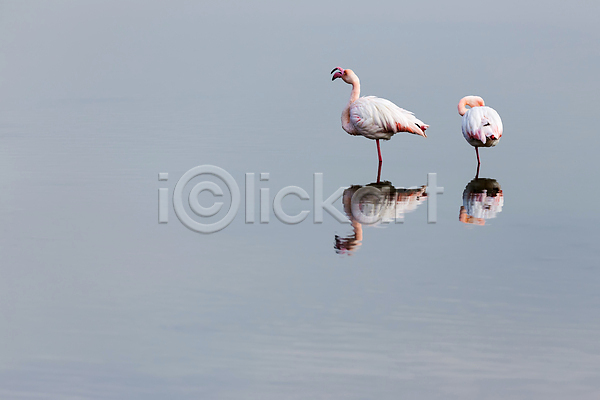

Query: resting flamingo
[[458, 96, 503, 172], [331, 67, 428, 164]]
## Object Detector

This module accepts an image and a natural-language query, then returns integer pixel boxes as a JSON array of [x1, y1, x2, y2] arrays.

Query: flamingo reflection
[[335, 179, 427, 255], [459, 177, 504, 226]]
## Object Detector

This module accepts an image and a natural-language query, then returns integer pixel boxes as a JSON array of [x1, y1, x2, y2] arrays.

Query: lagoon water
[[1, 1, 600, 399]]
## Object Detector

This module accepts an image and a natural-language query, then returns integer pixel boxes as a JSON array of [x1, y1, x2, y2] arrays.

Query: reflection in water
[[459, 177, 504, 226], [335, 181, 427, 254]]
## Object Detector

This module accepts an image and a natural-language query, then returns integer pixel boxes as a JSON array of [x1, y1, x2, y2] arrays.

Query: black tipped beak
[[331, 67, 343, 81]]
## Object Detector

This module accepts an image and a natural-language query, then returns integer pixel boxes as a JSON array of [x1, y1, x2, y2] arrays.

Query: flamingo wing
[[462, 106, 503, 144], [349, 96, 427, 140]]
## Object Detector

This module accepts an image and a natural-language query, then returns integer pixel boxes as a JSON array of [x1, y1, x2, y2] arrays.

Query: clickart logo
[[158, 165, 444, 233]]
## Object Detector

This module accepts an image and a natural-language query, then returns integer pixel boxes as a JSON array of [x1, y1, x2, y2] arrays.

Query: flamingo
[[331, 67, 428, 164], [458, 95, 503, 175]]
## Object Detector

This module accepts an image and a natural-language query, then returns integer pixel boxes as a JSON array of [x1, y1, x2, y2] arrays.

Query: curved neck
[[348, 80, 360, 103], [458, 96, 484, 116], [341, 80, 360, 134], [458, 98, 469, 116]]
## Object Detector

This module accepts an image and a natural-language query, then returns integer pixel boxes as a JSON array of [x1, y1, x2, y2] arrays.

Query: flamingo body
[[459, 96, 503, 147], [347, 96, 428, 140], [332, 67, 428, 162]]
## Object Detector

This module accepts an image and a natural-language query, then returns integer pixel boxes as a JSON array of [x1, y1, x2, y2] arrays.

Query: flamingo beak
[[331, 67, 344, 81]]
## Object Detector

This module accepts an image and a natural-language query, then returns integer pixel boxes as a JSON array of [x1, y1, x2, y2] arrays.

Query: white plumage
[[348, 96, 428, 140], [458, 95, 503, 148]]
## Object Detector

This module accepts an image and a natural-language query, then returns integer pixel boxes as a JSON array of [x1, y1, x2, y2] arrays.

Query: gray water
[[1, 1, 600, 399]]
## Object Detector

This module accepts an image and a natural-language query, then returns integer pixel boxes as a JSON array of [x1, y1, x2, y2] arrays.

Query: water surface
[[1, 1, 599, 399]]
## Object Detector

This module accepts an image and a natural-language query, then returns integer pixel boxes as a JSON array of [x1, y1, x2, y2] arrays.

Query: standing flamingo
[[331, 67, 428, 164], [458, 95, 503, 176]]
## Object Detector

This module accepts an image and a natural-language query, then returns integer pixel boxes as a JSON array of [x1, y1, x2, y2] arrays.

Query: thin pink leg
[[376, 139, 382, 164], [377, 161, 382, 184]]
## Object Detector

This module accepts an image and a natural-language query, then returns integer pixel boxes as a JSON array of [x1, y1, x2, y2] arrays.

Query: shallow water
[[1, 2, 600, 399]]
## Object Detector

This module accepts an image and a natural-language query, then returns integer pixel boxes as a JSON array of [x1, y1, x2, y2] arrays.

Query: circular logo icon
[[173, 165, 240, 233]]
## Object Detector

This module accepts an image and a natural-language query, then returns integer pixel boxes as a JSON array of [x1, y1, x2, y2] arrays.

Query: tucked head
[[458, 95, 485, 116], [331, 67, 359, 85]]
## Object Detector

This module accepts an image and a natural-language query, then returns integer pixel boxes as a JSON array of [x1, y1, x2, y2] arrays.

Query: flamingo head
[[331, 67, 359, 85]]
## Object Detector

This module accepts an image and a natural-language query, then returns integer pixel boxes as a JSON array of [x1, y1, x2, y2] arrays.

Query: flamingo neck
[[458, 97, 470, 116], [458, 96, 485, 116], [341, 79, 360, 134], [349, 81, 360, 103]]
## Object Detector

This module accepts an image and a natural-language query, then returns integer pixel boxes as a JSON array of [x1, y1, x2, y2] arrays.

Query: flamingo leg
[[376, 139, 382, 164], [475, 147, 481, 179], [376, 160, 382, 184]]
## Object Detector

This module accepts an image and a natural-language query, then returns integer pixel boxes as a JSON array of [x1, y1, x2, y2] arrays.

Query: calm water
[[1, 2, 600, 399]]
